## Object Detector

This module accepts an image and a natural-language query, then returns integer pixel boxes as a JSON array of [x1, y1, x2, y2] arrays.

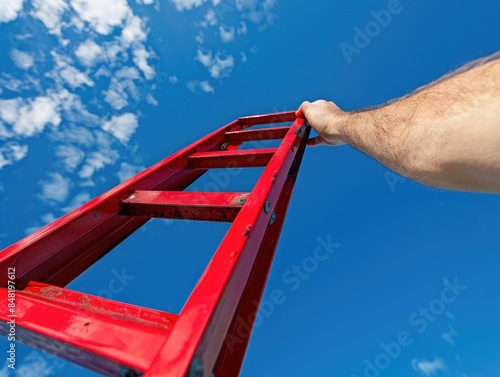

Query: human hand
[[296, 100, 347, 146]]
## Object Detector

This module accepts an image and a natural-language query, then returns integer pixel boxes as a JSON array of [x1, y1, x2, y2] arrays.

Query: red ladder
[[0, 112, 310, 377]]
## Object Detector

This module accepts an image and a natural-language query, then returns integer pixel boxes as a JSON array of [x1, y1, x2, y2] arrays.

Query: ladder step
[[120, 191, 249, 222], [187, 148, 276, 169], [0, 282, 178, 377], [224, 126, 290, 143]]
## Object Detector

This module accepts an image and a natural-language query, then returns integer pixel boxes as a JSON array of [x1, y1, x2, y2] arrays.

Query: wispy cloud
[[31, 0, 69, 37], [117, 162, 146, 182], [102, 113, 139, 144], [55, 144, 85, 172], [10, 49, 35, 70], [0, 0, 24, 23], [63, 192, 91, 212], [219, 25, 235, 42], [171, 0, 209, 12], [70, 0, 131, 35], [39, 173, 71, 203], [0, 0, 159, 227], [196, 48, 234, 78], [0, 142, 28, 169], [171, 0, 277, 89], [0, 96, 61, 137], [441, 325, 458, 346], [75, 39, 104, 67], [187, 80, 215, 94], [412, 357, 447, 376]]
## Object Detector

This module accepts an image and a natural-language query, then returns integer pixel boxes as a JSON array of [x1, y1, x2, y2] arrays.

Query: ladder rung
[[239, 111, 296, 127], [0, 282, 177, 376], [224, 126, 290, 143], [120, 191, 249, 222], [187, 148, 276, 169]]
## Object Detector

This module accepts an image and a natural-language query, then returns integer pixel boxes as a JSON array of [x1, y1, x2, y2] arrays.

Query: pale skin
[[297, 52, 500, 193]]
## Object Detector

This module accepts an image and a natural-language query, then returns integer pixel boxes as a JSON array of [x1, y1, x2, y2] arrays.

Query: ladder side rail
[[143, 118, 310, 377], [213, 141, 307, 377]]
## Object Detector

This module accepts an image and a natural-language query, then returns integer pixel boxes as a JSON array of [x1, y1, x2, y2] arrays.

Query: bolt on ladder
[[0, 112, 311, 377]]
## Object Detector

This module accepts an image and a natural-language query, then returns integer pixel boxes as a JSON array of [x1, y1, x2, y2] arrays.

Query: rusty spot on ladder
[[271, 171, 278, 183], [40, 286, 64, 298]]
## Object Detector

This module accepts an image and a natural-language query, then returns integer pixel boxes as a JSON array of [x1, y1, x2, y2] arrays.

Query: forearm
[[340, 57, 500, 192]]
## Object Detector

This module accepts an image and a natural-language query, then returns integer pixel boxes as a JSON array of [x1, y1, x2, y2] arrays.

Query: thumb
[[296, 101, 311, 118], [307, 136, 324, 147]]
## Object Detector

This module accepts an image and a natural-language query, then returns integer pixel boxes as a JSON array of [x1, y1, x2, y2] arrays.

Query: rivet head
[[264, 200, 271, 214], [269, 212, 277, 225], [93, 213, 99, 220]]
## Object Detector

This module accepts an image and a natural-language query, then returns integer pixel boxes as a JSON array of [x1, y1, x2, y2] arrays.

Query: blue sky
[[0, 0, 499, 376]]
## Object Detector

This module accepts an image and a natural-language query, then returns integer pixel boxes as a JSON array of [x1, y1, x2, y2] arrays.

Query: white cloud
[[199, 80, 215, 93], [412, 357, 447, 376], [105, 90, 128, 110], [240, 51, 247, 63], [62, 192, 90, 212], [117, 162, 145, 182], [137, 0, 154, 4], [105, 67, 141, 110], [0, 96, 61, 137], [236, 0, 277, 26], [55, 145, 85, 171], [0, 98, 23, 124], [0, 121, 12, 139], [121, 15, 147, 47], [39, 173, 70, 203], [201, 9, 217, 27], [196, 49, 234, 78], [169, 75, 178, 84], [219, 26, 235, 42], [102, 41, 123, 65], [54, 90, 99, 126], [237, 21, 247, 35], [49, 126, 94, 146], [146, 93, 158, 106], [0, 0, 23, 23], [212, 0, 221, 5], [41, 213, 57, 224], [60, 65, 94, 88], [196, 48, 212, 67], [75, 39, 103, 67], [70, 0, 131, 35], [31, 0, 68, 36], [195, 31, 204, 44], [102, 113, 139, 143], [171, 0, 208, 12], [79, 149, 119, 179], [0, 142, 28, 170], [187, 80, 214, 94], [51, 52, 94, 89], [133, 45, 155, 80], [10, 49, 35, 70]]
